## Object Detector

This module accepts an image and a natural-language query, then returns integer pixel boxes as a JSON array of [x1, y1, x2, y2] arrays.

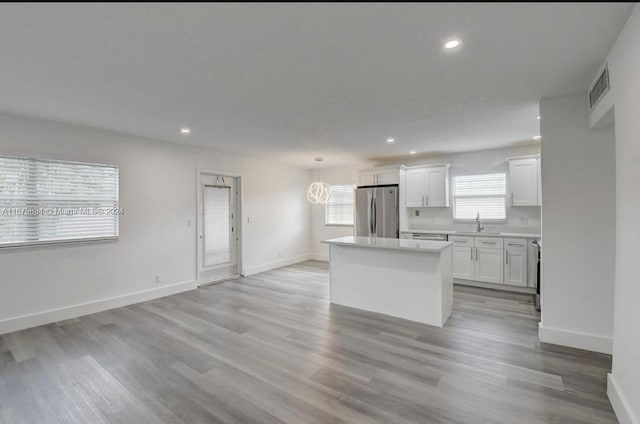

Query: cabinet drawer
[[474, 237, 504, 249], [504, 238, 527, 250], [449, 235, 474, 245]]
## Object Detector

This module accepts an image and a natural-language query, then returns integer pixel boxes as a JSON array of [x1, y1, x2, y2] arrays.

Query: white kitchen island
[[321, 236, 453, 327]]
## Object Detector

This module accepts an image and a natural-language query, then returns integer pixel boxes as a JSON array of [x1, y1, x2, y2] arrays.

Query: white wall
[[310, 164, 371, 260], [590, 5, 640, 423], [0, 112, 311, 334], [311, 146, 543, 259], [539, 93, 616, 355], [379, 145, 542, 234]]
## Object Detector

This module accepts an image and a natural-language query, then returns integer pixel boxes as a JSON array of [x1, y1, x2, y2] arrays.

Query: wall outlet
[[415, 210, 420, 217], [155, 275, 162, 284]]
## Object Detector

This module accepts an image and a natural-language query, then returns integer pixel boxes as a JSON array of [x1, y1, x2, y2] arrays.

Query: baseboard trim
[[538, 322, 613, 354], [0, 279, 200, 336], [454, 278, 536, 294], [0, 255, 316, 336], [243, 254, 313, 276], [608, 373, 639, 424], [310, 253, 329, 262]]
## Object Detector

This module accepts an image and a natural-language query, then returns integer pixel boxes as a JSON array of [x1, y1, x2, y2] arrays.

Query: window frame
[[452, 172, 507, 223], [324, 184, 356, 227], [0, 155, 120, 249]]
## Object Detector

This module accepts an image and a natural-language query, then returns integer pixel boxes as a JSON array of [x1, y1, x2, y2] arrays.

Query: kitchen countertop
[[322, 236, 452, 252], [400, 229, 541, 239]]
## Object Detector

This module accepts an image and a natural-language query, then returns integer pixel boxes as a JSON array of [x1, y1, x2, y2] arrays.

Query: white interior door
[[198, 173, 240, 283]]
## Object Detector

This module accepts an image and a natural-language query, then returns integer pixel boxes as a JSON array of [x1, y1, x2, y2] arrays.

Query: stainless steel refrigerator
[[354, 186, 399, 238]]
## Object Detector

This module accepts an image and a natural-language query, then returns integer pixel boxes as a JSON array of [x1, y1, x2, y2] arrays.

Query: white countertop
[[322, 236, 452, 252], [400, 229, 540, 239]]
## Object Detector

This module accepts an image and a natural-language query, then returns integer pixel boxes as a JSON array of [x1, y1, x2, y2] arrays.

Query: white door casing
[[197, 171, 241, 284]]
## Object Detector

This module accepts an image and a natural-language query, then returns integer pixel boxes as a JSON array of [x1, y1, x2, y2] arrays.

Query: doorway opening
[[197, 171, 242, 285]]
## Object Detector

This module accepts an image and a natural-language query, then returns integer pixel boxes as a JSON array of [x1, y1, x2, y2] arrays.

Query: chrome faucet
[[475, 212, 485, 233]]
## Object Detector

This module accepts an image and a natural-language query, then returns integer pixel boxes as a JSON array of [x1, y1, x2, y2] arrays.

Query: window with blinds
[[325, 185, 355, 226], [0, 156, 119, 247], [453, 173, 506, 221]]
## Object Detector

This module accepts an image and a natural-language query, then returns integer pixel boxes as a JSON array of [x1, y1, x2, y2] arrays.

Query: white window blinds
[[203, 185, 231, 266], [325, 185, 355, 225], [0, 156, 119, 247], [454, 173, 506, 221]]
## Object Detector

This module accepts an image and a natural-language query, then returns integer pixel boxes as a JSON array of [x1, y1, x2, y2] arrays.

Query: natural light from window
[[325, 185, 355, 226], [0, 156, 120, 247], [453, 173, 506, 221]]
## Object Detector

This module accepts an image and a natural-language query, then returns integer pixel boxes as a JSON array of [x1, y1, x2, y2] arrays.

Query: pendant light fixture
[[307, 157, 330, 204]]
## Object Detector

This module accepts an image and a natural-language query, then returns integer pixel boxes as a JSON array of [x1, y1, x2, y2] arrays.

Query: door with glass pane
[[198, 173, 239, 283]]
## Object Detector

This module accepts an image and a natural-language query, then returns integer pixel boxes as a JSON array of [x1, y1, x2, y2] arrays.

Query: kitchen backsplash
[[406, 205, 541, 234]]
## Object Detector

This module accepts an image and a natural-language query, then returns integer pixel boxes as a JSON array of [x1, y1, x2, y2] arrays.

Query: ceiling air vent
[[589, 64, 610, 110]]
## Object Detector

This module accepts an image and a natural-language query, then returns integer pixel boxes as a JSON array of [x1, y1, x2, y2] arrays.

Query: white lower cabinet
[[452, 246, 474, 279], [451, 236, 529, 289], [504, 239, 528, 287], [475, 247, 504, 284]]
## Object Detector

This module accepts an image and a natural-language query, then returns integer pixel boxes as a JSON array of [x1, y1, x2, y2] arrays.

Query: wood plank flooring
[[0, 261, 617, 423]]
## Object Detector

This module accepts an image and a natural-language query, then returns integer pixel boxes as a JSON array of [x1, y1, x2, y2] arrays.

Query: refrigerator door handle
[[369, 194, 375, 234], [372, 196, 377, 235], [395, 191, 399, 238]]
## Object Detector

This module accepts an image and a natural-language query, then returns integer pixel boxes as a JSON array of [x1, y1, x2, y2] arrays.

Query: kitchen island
[[321, 236, 453, 327]]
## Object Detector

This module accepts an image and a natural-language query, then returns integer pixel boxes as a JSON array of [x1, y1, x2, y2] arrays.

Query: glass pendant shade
[[307, 181, 330, 204]]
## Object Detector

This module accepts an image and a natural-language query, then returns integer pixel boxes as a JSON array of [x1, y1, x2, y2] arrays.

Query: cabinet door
[[509, 158, 538, 206], [537, 157, 542, 206], [475, 247, 504, 284], [425, 166, 449, 207], [452, 246, 474, 280], [405, 168, 427, 207], [377, 169, 399, 185], [504, 248, 527, 287], [358, 171, 376, 187]]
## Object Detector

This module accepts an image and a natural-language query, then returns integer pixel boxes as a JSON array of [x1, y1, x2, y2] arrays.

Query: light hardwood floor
[[0, 261, 616, 424]]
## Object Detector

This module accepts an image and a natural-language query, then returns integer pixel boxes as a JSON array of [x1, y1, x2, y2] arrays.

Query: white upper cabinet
[[509, 156, 540, 206], [403, 164, 450, 208], [405, 168, 427, 207], [376, 168, 400, 185], [425, 166, 449, 207], [357, 166, 400, 186], [358, 170, 377, 187], [537, 157, 542, 206]]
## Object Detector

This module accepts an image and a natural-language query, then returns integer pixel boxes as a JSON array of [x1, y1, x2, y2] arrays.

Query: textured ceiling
[[0, 3, 632, 168]]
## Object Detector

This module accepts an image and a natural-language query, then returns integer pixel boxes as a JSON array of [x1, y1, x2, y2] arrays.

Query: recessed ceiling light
[[444, 38, 461, 50], [537, 116, 541, 120], [533, 135, 541, 140], [180, 127, 191, 134], [386, 138, 395, 144], [409, 150, 417, 155]]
